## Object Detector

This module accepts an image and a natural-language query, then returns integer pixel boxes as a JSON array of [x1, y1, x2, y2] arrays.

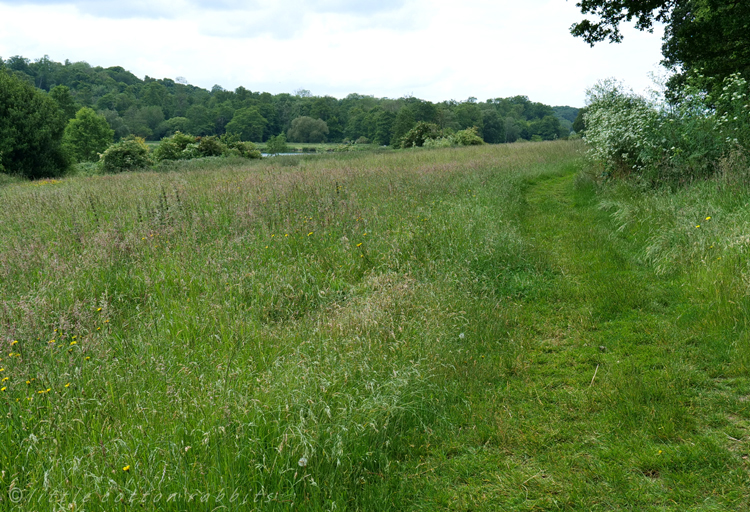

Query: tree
[[63, 107, 114, 162], [569, 0, 674, 45], [50, 85, 78, 120], [569, 0, 750, 95], [225, 107, 267, 142], [287, 116, 329, 143], [0, 70, 69, 178]]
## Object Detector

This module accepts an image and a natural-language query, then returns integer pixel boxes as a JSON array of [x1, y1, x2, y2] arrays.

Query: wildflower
[[308, 232, 313, 236], [70, 341, 77, 346], [459, 333, 465, 339], [48, 340, 55, 344], [1, 377, 7, 382], [0, 387, 5, 392], [97, 308, 102, 312], [356, 243, 363, 247], [97, 327, 101, 331], [696, 225, 700, 228], [298, 457, 308, 467], [123, 465, 130, 472], [11, 340, 18, 346], [85, 357, 91, 361], [65, 383, 70, 388], [705, 216, 711, 220]]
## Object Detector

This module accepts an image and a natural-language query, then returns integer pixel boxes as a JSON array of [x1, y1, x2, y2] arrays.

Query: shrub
[[100, 136, 151, 173], [153, 132, 197, 161], [454, 127, 484, 146], [401, 122, 441, 148], [197, 135, 225, 157], [265, 133, 289, 155], [220, 133, 262, 159]]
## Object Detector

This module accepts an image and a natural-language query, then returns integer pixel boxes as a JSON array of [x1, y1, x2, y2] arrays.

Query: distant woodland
[[1, 55, 578, 145]]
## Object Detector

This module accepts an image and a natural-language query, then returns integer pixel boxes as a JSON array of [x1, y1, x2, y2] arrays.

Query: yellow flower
[[356, 243, 363, 247], [0, 387, 5, 392], [70, 341, 77, 346], [11, 340, 18, 346], [65, 383, 70, 388], [695, 225, 700, 228], [85, 357, 91, 360], [705, 216, 711, 220], [123, 465, 130, 472], [97, 308, 102, 312], [2, 377, 8, 382], [308, 232, 313, 236]]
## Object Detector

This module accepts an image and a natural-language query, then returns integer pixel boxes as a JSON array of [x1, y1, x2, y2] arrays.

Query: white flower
[[298, 457, 308, 467]]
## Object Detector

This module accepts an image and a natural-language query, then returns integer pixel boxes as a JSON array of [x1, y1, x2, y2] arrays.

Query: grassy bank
[[1, 141, 749, 510]]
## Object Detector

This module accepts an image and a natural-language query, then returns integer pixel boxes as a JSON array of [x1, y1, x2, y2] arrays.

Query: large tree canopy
[[570, 0, 750, 95], [0, 70, 68, 178]]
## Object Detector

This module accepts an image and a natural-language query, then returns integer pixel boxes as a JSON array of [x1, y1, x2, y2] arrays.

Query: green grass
[[1, 141, 749, 510]]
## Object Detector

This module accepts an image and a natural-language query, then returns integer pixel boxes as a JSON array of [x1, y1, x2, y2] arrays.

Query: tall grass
[[0, 142, 581, 510]]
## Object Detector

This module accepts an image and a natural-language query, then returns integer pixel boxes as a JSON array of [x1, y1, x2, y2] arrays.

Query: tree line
[[1, 55, 577, 148]]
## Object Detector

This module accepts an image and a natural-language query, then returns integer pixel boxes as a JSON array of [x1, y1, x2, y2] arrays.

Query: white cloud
[[0, 0, 666, 106]]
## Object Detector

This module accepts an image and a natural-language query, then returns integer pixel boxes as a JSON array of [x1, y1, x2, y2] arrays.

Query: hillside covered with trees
[[1, 55, 576, 147]]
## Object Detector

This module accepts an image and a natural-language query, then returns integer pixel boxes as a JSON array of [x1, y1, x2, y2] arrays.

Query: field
[[1, 141, 750, 510]]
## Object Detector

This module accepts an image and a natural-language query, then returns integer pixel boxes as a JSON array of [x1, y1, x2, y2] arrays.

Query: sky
[[0, 0, 666, 107]]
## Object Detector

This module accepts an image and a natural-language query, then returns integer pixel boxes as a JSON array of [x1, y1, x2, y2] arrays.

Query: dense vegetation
[[0, 55, 575, 147]]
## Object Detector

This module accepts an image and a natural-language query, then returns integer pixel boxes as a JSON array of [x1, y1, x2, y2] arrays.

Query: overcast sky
[[0, 0, 666, 107]]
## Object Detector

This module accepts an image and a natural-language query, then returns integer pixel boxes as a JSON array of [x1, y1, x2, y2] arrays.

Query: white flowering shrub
[[712, 73, 750, 149], [583, 79, 661, 176], [585, 75, 750, 185]]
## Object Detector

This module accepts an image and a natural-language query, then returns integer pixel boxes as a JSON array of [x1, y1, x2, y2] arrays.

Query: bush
[[401, 122, 441, 148], [153, 132, 197, 161], [265, 133, 289, 155], [100, 136, 152, 173], [583, 76, 749, 185], [454, 127, 484, 146], [197, 135, 224, 157], [220, 133, 262, 159]]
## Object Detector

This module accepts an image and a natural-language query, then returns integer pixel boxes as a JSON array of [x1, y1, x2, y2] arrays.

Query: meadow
[[1, 141, 750, 510]]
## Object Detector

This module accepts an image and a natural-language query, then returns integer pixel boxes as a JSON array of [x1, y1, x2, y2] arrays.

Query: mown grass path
[[413, 169, 750, 511]]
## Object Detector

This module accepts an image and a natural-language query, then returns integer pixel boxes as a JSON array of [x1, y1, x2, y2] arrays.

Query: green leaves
[[0, 70, 69, 178]]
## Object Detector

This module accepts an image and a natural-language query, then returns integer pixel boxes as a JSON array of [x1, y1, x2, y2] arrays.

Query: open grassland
[[1, 141, 750, 510]]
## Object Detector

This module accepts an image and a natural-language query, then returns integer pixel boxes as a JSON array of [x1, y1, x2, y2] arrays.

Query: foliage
[[63, 107, 115, 162], [287, 116, 329, 143], [582, 79, 661, 175], [153, 132, 197, 161], [265, 133, 289, 155], [225, 107, 267, 142], [570, 0, 750, 97], [583, 74, 750, 184], [49, 85, 78, 120], [220, 133, 262, 159], [0, 70, 69, 179], [453, 126, 484, 146], [3, 54, 576, 150], [100, 136, 151, 173], [197, 135, 225, 157], [401, 121, 441, 148]]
